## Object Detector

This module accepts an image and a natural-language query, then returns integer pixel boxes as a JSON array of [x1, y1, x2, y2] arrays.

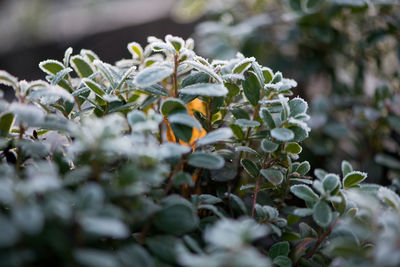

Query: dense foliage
[[173, 0, 400, 186], [1, 35, 400, 266]]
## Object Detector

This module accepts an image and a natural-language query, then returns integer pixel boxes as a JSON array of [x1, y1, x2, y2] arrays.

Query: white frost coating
[[232, 57, 255, 74], [127, 41, 144, 59], [38, 59, 64, 75], [185, 60, 223, 84], [0, 70, 18, 88], [288, 118, 311, 132], [9, 103, 46, 126]]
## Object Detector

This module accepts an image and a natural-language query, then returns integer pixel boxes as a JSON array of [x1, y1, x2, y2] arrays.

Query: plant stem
[[251, 155, 268, 218], [173, 53, 179, 97], [16, 124, 25, 172], [304, 218, 339, 259], [208, 97, 213, 132], [163, 156, 183, 196]]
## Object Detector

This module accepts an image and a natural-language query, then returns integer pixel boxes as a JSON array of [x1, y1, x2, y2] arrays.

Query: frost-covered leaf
[[70, 55, 94, 78], [0, 70, 18, 89], [343, 171, 367, 189], [341, 160, 353, 177], [160, 98, 187, 116], [127, 41, 144, 59], [323, 174, 340, 194], [313, 201, 332, 228], [290, 185, 319, 202], [135, 65, 173, 88], [185, 60, 222, 84], [241, 159, 259, 177], [188, 152, 225, 169], [179, 83, 228, 96], [233, 57, 255, 74], [261, 169, 284, 186], [39, 60, 65, 75], [236, 119, 260, 128], [242, 71, 261, 106], [204, 218, 269, 250], [289, 97, 308, 117], [271, 128, 294, 141], [259, 107, 275, 129], [197, 128, 232, 145], [168, 112, 201, 129], [261, 139, 279, 152], [377, 187, 400, 212]]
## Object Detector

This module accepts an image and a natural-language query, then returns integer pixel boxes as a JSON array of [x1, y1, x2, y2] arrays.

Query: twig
[[304, 218, 339, 259]]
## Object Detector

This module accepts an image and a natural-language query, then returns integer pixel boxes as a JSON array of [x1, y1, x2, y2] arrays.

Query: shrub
[[0, 35, 399, 266], [173, 0, 400, 186]]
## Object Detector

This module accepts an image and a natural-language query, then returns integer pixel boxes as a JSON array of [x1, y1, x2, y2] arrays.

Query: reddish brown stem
[[173, 53, 179, 97], [251, 155, 269, 218], [304, 218, 339, 259], [163, 156, 183, 196]]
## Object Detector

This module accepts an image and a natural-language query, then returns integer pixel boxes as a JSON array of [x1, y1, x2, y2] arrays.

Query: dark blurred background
[[0, 0, 195, 81]]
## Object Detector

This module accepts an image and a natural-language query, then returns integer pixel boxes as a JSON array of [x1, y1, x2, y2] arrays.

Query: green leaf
[[233, 57, 255, 74], [74, 249, 118, 267], [153, 204, 199, 235], [80, 49, 99, 63], [273, 256, 292, 267], [63, 47, 73, 67], [171, 123, 193, 142], [242, 71, 261, 106], [197, 128, 232, 145], [241, 159, 259, 177], [343, 171, 367, 189], [341, 160, 353, 177], [313, 201, 332, 227], [290, 185, 319, 202], [127, 41, 143, 59], [51, 67, 72, 85], [260, 169, 284, 186], [146, 236, 181, 264], [314, 168, 327, 180], [377, 187, 400, 212], [293, 208, 313, 217], [187, 152, 225, 169], [166, 35, 185, 51], [160, 98, 187, 116], [185, 60, 223, 84], [79, 216, 129, 239], [0, 70, 18, 89], [0, 113, 14, 137], [172, 171, 194, 187], [323, 174, 340, 194], [70, 55, 94, 78], [251, 61, 265, 85], [261, 139, 279, 152], [82, 78, 105, 97], [168, 112, 201, 129], [224, 82, 240, 98], [262, 67, 273, 83], [230, 124, 245, 139], [269, 241, 290, 259], [179, 83, 228, 97], [289, 97, 308, 117], [285, 142, 302, 154], [118, 244, 154, 267], [271, 128, 294, 141], [259, 107, 275, 129], [39, 60, 65, 75], [137, 84, 169, 96], [135, 65, 173, 88], [235, 119, 260, 128], [296, 161, 310, 175]]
